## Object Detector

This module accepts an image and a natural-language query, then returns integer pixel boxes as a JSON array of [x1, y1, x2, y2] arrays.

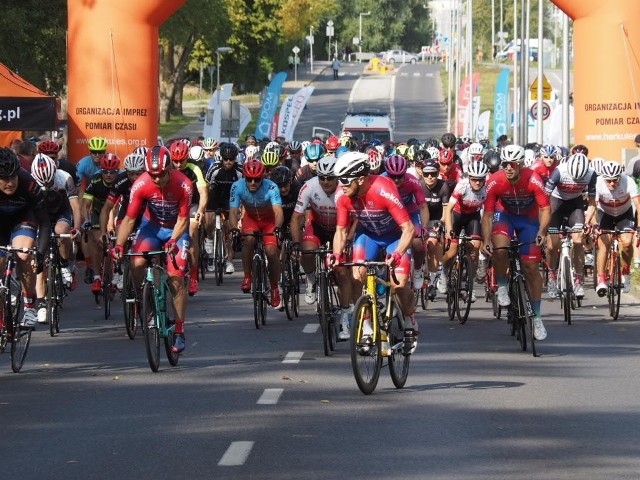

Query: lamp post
[[358, 11, 371, 62], [215, 46, 233, 105]]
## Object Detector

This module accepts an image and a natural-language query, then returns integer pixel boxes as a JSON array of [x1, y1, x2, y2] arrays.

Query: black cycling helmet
[[219, 142, 239, 160], [0, 147, 21, 178], [441, 132, 456, 148], [271, 166, 292, 187], [483, 150, 501, 173]]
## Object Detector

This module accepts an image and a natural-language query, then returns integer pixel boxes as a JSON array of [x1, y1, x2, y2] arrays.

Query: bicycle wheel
[[252, 255, 264, 329], [456, 255, 472, 324], [10, 284, 30, 373], [141, 282, 161, 372], [350, 296, 382, 395], [318, 272, 331, 356], [446, 268, 457, 321], [514, 279, 528, 352], [608, 253, 621, 321], [507, 285, 517, 337], [292, 258, 300, 317], [102, 255, 113, 320], [122, 261, 138, 340], [388, 299, 410, 389], [282, 255, 294, 321], [45, 263, 57, 336], [261, 257, 269, 325], [215, 229, 225, 286], [162, 283, 180, 367], [198, 234, 207, 282], [420, 284, 428, 310], [518, 278, 536, 357], [562, 256, 572, 325]]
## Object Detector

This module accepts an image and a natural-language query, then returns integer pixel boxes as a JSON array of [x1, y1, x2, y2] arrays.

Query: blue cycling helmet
[[304, 143, 326, 162], [335, 146, 349, 157]]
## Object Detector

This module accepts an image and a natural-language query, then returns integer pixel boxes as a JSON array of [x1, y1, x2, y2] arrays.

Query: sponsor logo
[[379, 188, 403, 209]]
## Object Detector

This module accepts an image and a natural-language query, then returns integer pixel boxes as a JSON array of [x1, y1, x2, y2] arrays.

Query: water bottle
[[375, 266, 387, 297]]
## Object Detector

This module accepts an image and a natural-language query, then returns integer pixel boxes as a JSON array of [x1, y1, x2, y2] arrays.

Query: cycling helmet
[[538, 144, 557, 158], [368, 149, 382, 171], [557, 146, 569, 159], [202, 137, 218, 150], [335, 146, 349, 158], [567, 153, 590, 180], [271, 166, 292, 186], [245, 145, 260, 159], [484, 150, 501, 173], [467, 160, 489, 178], [37, 140, 60, 155], [426, 147, 440, 160], [0, 148, 20, 178], [236, 152, 246, 165], [441, 132, 456, 148], [261, 151, 280, 167], [88, 136, 108, 152], [500, 144, 525, 163], [189, 145, 205, 161], [300, 140, 311, 152], [219, 142, 239, 160], [439, 149, 454, 165], [305, 143, 326, 162], [422, 158, 440, 174], [169, 140, 190, 161], [100, 153, 120, 170], [468, 142, 484, 160], [340, 130, 353, 138], [385, 154, 408, 176], [396, 144, 410, 158], [591, 157, 605, 176], [414, 148, 430, 162], [316, 156, 337, 177], [243, 159, 266, 179], [288, 140, 302, 153], [524, 149, 535, 167], [123, 153, 145, 172], [334, 151, 370, 178], [31, 153, 57, 186], [600, 160, 622, 180], [571, 144, 589, 156], [145, 146, 171, 175], [133, 146, 149, 157], [325, 136, 340, 152]]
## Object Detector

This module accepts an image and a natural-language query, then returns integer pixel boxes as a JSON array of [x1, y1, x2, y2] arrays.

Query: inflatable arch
[[551, 0, 640, 160], [67, 0, 185, 162]]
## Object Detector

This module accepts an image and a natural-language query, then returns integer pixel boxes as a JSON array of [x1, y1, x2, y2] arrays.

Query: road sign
[[530, 101, 551, 121], [326, 20, 334, 37], [530, 75, 552, 101], [292, 46, 300, 54]]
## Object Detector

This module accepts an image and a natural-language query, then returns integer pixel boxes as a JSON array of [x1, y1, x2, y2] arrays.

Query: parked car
[[383, 50, 419, 64]]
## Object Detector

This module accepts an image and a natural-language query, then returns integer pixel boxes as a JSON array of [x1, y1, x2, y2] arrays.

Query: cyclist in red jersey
[[529, 144, 559, 184], [481, 145, 551, 341], [438, 149, 462, 190], [112, 146, 193, 353]]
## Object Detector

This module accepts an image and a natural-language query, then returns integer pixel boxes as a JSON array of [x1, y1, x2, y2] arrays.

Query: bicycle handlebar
[[124, 250, 179, 270], [340, 260, 399, 285]]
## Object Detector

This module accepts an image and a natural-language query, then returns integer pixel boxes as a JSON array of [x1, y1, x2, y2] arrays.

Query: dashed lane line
[[282, 351, 304, 363], [257, 388, 283, 405], [218, 441, 254, 466]]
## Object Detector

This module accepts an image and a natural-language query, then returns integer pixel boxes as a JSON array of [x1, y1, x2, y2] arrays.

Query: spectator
[[331, 56, 341, 80], [17, 140, 37, 171], [635, 134, 640, 148], [9, 138, 21, 154], [288, 55, 294, 72]]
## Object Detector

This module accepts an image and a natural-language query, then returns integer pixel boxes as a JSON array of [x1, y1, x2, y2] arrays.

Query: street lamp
[[216, 46, 233, 104], [358, 11, 371, 62]]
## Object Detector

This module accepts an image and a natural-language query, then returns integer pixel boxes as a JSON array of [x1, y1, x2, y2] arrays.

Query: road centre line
[[282, 351, 304, 363], [218, 441, 254, 466], [257, 388, 283, 405], [302, 323, 319, 333]]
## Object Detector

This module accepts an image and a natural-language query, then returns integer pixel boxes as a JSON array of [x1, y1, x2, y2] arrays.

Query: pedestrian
[[331, 56, 340, 80], [288, 55, 294, 72]]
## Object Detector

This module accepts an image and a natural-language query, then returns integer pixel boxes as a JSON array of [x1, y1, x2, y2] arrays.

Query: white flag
[[277, 85, 315, 141]]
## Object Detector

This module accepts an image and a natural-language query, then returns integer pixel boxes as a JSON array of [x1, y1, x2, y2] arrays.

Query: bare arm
[[332, 225, 348, 256], [229, 207, 240, 230], [394, 221, 415, 256], [290, 212, 304, 243], [272, 204, 284, 229]]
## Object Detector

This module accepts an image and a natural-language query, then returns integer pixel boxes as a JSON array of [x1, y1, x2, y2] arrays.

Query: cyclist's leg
[[490, 211, 513, 285], [596, 211, 614, 291], [163, 228, 189, 351], [262, 223, 281, 285], [187, 207, 199, 294], [568, 202, 586, 292], [239, 216, 258, 291], [11, 218, 38, 326]]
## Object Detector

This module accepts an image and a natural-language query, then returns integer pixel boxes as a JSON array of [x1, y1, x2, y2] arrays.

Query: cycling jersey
[[439, 164, 462, 190], [229, 178, 282, 221], [545, 163, 596, 200], [530, 158, 558, 184], [484, 168, 549, 219], [294, 164, 315, 189], [294, 176, 338, 233], [206, 162, 242, 211], [58, 158, 80, 186], [595, 174, 639, 217], [84, 173, 116, 215], [382, 173, 426, 216], [281, 184, 301, 228], [106, 172, 134, 221], [176, 161, 206, 205], [42, 169, 76, 220], [335, 175, 410, 237], [126, 171, 193, 227], [423, 178, 451, 221], [450, 178, 486, 214], [76, 155, 101, 185]]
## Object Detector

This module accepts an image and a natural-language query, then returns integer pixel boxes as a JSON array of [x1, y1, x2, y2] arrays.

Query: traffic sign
[[292, 46, 300, 54], [530, 101, 551, 121], [530, 75, 552, 101]]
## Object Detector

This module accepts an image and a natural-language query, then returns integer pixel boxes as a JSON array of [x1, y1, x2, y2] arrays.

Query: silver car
[[383, 50, 419, 64]]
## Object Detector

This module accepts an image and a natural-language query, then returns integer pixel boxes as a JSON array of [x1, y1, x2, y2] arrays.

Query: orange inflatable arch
[[67, 0, 185, 163]]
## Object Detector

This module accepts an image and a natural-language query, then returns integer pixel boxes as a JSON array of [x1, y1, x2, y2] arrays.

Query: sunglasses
[[605, 178, 620, 183], [338, 177, 357, 186], [102, 169, 119, 174], [90, 151, 103, 156], [246, 177, 262, 184], [470, 177, 485, 183], [306, 159, 319, 163], [424, 172, 438, 178], [318, 175, 336, 182], [389, 174, 404, 180], [150, 170, 169, 180], [502, 161, 520, 170]]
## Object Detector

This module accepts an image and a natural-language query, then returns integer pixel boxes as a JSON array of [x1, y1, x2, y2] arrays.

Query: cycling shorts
[[550, 196, 585, 229], [597, 208, 635, 231], [0, 212, 38, 257], [302, 219, 335, 248], [492, 210, 541, 262], [451, 211, 481, 243], [131, 219, 190, 277], [241, 216, 278, 248], [352, 229, 411, 276]]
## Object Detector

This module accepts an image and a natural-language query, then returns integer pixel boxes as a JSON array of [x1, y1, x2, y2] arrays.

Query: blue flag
[[254, 71, 288, 140], [493, 68, 510, 146]]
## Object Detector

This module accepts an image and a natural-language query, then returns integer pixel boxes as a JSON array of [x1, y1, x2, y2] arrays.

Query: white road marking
[[348, 76, 362, 110], [282, 351, 304, 363], [257, 388, 283, 405], [413, 72, 421, 77], [219, 441, 254, 466], [303, 323, 319, 333]]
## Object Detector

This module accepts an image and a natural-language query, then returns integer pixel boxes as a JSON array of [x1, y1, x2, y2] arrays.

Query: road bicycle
[[0, 245, 36, 372], [596, 227, 632, 321], [483, 259, 500, 319], [548, 224, 584, 325], [238, 231, 276, 329], [445, 232, 476, 324], [119, 235, 138, 340], [210, 209, 227, 286], [281, 235, 301, 321], [197, 218, 208, 282], [125, 250, 180, 372], [341, 260, 413, 395], [493, 235, 537, 357], [44, 231, 74, 337], [100, 233, 117, 320]]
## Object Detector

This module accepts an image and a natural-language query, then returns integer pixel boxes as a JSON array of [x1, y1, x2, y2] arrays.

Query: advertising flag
[[254, 71, 287, 140], [456, 73, 479, 136], [493, 68, 510, 145], [277, 85, 315, 141]]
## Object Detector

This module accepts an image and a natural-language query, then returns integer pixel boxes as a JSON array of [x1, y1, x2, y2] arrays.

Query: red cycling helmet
[[243, 159, 266, 179], [439, 148, 454, 165], [37, 140, 60, 155], [169, 140, 190, 162], [325, 136, 340, 152], [100, 153, 121, 170], [145, 145, 171, 175]]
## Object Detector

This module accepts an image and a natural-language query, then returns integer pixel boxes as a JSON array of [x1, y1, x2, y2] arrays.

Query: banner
[[0, 97, 57, 130], [254, 71, 287, 140], [475, 110, 491, 141], [456, 73, 479, 136], [277, 85, 315, 141], [202, 83, 233, 139], [493, 68, 510, 146]]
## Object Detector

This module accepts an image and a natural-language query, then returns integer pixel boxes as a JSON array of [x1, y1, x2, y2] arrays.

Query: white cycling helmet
[[123, 152, 145, 172], [316, 156, 337, 176], [600, 160, 623, 180], [591, 157, 605, 176], [31, 153, 57, 186], [567, 153, 589, 180], [500, 144, 525, 163], [368, 149, 382, 171], [466, 160, 489, 178], [426, 146, 440, 160], [524, 149, 535, 167], [468, 142, 484, 157], [189, 145, 205, 161], [245, 145, 260, 160], [334, 151, 370, 178]]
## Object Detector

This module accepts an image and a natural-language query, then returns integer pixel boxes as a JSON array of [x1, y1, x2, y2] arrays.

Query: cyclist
[[169, 140, 208, 296], [37, 140, 79, 186], [332, 152, 418, 350], [31, 154, 81, 323], [442, 160, 489, 303], [229, 159, 284, 308], [271, 166, 299, 231], [83, 153, 121, 295], [205, 142, 243, 274], [0, 148, 51, 327], [544, 152, 596, 298], [439, 149, 463, 190], [111, 146, 192, 353], [481, 144, 550, 341], [285, 140, 303, 171], [261, 150, 281, 177], [530, 144, 559, 184], [295, 143, 325, 187], [202, 137, 219, 162], [325, 136, 340, 155], [383, 154, 429, 290], [76, 136, 108, 283], [589, 161, 640, 295]]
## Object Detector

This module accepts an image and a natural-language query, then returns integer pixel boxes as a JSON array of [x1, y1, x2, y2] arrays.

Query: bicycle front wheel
[[456, 255, 472, 324], [608, 253, 621, 321], [141, 282, 161, 372], [446, 268, 457, 321], [282, 255, 294, 321], [252, 255, 265, 329], [102, 255, 113, 320], [10, 291, 30, 373], [162, 283, 180, 367], [318, 272, 331, 356], [215, 228, 225, 286], [562, 256, 572, 325], [122, 261, 138, 340], [45, 264, 58, 337], [518, 278, 536, 357], [388, 299, 410, 389], [350, 296, 382, 395]]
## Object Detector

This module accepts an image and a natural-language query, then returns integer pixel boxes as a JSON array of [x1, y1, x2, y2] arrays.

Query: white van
[[312, 111, 394, 143], [495, 38, 553, 62]]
